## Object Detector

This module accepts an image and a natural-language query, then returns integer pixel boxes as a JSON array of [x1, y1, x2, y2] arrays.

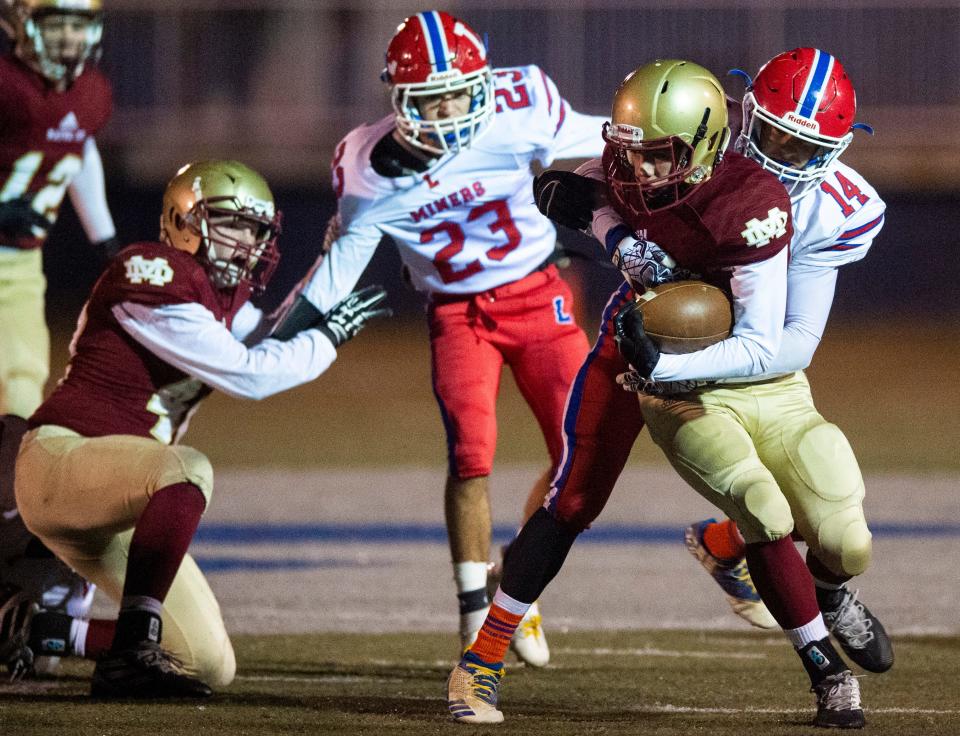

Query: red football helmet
[[381, 11, 494, 155], [739, 48, 862, 197]]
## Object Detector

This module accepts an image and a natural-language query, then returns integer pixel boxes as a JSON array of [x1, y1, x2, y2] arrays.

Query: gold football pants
[[14, 425, 234, 686], [0, 248, 48, 417], [639, 372, 871, 578]]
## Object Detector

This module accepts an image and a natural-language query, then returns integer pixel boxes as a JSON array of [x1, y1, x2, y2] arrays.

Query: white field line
[[555, 646, 766, 659], [231, 679, 960, 716]]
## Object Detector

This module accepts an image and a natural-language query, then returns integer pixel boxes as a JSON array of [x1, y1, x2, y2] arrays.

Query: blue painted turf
[[194, 521, 960, 546]]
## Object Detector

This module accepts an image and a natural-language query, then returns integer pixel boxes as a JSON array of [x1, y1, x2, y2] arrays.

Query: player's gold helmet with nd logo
[[160, 160, 282, 293], [0, 0, 104, 85], [603, 60, 730, 215]]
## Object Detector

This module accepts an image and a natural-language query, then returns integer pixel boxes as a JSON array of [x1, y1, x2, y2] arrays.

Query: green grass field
[[3, 631, 958, 735]]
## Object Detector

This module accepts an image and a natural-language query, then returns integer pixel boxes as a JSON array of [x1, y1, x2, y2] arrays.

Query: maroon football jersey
[[0, 54, 112, 249], [603, 149, 792, 291], [31, 242, 250, 443]]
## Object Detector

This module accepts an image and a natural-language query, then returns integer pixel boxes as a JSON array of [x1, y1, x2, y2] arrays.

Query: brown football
[[636, 280, 733, 354]]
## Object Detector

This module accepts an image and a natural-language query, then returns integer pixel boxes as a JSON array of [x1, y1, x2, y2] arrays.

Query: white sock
[[70, 619, 89, 658], [453, 561, 489, 594], [492, 588, 532, 617], [786, 614, 830, 649]]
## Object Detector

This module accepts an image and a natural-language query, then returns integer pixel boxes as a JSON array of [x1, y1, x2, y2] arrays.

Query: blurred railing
[[91, 0, 960, 189]]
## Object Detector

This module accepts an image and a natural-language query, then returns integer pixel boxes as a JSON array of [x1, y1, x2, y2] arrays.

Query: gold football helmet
[[160, 161, 282, 293], [1, 0, 103, 85], [603, 59, 730, 214]]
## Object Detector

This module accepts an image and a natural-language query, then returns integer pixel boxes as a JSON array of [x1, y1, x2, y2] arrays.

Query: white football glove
[[611, 236, 691, 291]]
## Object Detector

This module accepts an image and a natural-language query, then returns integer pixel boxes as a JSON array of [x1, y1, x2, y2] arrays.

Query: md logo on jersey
[[125, 255, 174, 286], [741, 207, 789, 247], [553, 296, 572, 324], [47, 112, 87, 143]]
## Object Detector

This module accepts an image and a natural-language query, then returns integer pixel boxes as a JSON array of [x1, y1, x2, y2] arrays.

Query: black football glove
[[0, 197, 49, 240], [532, 170, 607, 232], [93, 236, 124, 266], [316, 285, 393, 348], [613, 300, 661, 379]]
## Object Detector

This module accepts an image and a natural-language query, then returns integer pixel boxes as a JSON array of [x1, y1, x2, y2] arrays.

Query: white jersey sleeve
[[502, 66, 605, 165], [790, 161, 884, 269], [651, 247, 788, 382], [112, 301, 337, 400], [67, 137, 116, 244], [764, 263, 838, 374]]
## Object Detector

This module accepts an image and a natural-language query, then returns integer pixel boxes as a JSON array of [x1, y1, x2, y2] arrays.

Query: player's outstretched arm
[[532, 169, 607, 233], [272, 286, 392, 345]]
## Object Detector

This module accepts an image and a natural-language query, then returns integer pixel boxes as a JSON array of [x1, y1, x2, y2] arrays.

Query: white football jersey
[[790, 160, 885, 268], [303, 65, 607, 312]]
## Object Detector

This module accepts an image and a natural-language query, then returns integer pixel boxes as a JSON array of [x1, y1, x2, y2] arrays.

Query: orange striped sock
[[703, 519, 746, 562], [469, 604, 523, 664]]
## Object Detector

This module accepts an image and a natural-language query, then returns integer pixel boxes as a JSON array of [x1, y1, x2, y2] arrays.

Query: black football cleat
[[821, 588, 894, 673], [812, 670, 865, 729], [0, 584, 37, 680], [91, 641, 213, 699]]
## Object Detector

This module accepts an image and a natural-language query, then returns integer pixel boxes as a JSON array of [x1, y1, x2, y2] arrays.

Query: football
[[636, 280, 733, 354]]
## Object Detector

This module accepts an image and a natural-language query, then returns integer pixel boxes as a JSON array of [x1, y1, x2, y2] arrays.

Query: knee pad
[[788, 422, 864, 504], [155, 446, 214, 506], [732, 469, 794, 544], [670, 415, 793, 544], [812, 506, 873, 577]]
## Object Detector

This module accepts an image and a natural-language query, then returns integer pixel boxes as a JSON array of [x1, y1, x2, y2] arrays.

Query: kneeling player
[[7, 160, 389, 697]]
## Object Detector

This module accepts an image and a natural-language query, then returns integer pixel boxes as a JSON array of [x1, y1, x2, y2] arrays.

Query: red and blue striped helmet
[[739, 48, 865, 197], [382, 11, 494, 155]]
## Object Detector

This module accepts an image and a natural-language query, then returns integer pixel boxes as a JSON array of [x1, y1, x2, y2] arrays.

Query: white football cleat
[[447, 655, 505, 724], [510, 600, 549, 667]]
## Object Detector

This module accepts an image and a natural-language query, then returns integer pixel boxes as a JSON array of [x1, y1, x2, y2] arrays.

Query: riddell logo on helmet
[[427, 70, 462, 82], [784, 113, 819, 132]]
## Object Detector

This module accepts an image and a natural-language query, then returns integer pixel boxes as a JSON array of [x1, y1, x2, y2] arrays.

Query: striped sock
[[468, 593, 528, 665]]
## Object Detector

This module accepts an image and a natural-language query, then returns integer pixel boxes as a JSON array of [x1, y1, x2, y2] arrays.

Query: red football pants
[[547, 282, 647, 531], [428, 265, 589, 479]]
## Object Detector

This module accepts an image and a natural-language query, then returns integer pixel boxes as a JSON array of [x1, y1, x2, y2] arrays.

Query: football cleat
[[510, 601, 550, 668], [0, 584, 38, 681], [811, 670, 865, 729], [684, 519, 778, 629], [446, 654, 505, 724], [821, 588, 894, 673], [91, 641, 213, 699]]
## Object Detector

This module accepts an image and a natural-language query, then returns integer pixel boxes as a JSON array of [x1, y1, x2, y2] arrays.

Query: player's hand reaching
[[612, 236, 691, 291], [532, 170, 608, 232], [613, 300, 660, 379], [0, 196, 50, 240], [316, 285, 393, 347]]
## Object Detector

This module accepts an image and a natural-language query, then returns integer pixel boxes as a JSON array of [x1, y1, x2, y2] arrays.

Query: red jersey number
[[494, 70, 533, 113], [420, 199, 522, 284], [820, 171, 870, 217]]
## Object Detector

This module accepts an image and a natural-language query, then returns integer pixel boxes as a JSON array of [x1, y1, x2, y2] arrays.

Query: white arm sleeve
[[764, 264, 839, 374], [299, 222, 382, 313], [67, 137, 116, 244], [549, 109, 608, 162], [229, 300, 266, 343], [112, 301, 338, 400], [651, 247, 788, 382]]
